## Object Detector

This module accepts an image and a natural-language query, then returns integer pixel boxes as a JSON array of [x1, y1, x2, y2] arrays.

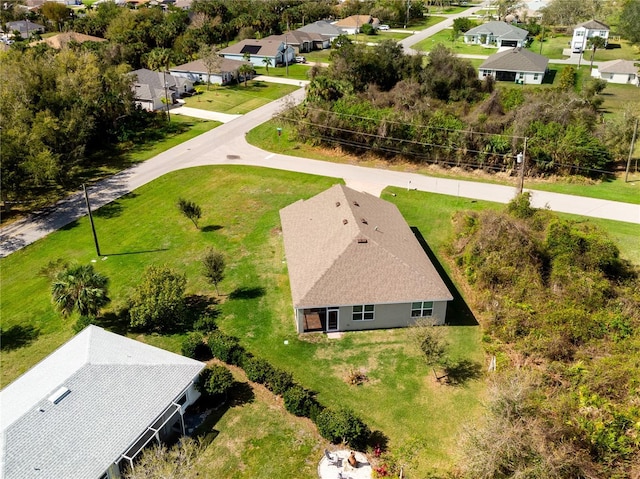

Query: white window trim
[[352, 304, 375, 321], [411, 301, 434, 318]]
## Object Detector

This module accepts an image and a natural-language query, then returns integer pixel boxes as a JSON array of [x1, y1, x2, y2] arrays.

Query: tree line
[[282, 39, 637, 178]]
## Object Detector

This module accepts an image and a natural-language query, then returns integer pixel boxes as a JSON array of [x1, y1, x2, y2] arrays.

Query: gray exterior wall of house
[[295, 300, 448, 333]]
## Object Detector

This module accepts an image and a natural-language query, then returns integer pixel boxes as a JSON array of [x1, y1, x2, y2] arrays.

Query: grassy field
[[253, 64, 311, 80], [2, 166, 637, 475], [348, 31, 413, 44], [303, 48, 332, 64], [413, 29, 497, 54], [526, 34, 571, 59], [247, 120, 640, 205], [184, 81, 298, 114]]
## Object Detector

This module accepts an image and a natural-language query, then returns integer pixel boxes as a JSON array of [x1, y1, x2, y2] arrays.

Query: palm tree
[[51, 264, 110, 318], [587, 36, 607, 71], [262, 56, 272, 74], [238, 64, 254, 87]]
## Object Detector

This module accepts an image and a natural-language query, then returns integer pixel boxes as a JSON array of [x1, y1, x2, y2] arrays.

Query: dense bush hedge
[[181, 332, 210, 360], [207, 331, 244, 365], [315, 407, 371, 449]]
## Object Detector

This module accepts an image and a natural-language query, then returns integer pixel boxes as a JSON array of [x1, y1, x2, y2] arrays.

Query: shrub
[[283, 384, 317, 417], [193, 314, 217, 333], [244, 356, 274, 384], [181, 332, 210, 360], [197, 364, 234, 400], [207, 330, 241, 364], [315, 407, 371, 449], [265, 368, 294, 395], [507, 192, 536, 219]]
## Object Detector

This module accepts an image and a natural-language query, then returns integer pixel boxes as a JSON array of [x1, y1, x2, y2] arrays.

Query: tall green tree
[[51, 264, 110, 318], [41, 2, 71, 31], [587, 35, 606, 71], [618, 0, 640, 45]]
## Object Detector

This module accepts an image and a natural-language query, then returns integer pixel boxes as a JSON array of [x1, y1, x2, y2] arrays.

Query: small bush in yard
[[266, 368, 294, 395], [315, 407, 371, 449], [283, 384, 317, 417], [244, 357, 274, 384], [181, 332, 210, 360], [207, 330, 241, 364], [197, 364, 234, 404]]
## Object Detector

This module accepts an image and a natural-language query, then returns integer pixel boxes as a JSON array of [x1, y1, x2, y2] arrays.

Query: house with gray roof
[[219, 38, 295, 67], [591, 59, 639, 86], [0, 325, 204, 479], [131, 68, 194, 112], [571, 19, 609, 53], [170, 57, 251, 85], [463, 21, 529, 48], [4, 20, 44, 39], [279, 185, 453, 333], [296, 21, 342, 48], [479, 47, 548, 84]]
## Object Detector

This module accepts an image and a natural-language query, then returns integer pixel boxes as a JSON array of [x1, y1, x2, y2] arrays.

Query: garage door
[[501, 40, 518, 47]]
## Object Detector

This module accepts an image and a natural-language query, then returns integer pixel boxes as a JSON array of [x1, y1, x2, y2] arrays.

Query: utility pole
[[285, 34, 289, 77], [405, 0, 410, 29], [163, 72, 171, 122], [83, 184, 101, 257], [517, 137, 528, 195], [625, 118, 639, 183]]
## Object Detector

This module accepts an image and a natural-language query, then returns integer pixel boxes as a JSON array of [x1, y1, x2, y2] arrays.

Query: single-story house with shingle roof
[[131, 68, 194, 111], [0, 325, 205, 479], [571, 19, 609, 53], [219, 38, 295, 67], [478, 47, 548, 84], [591, 59, 639, 86], [279, 185, 453, 333], [464, 21, 529, 48], [4, 20, 44, 39], [333, 14, 380, 35], [170, 57, 251, 85], [296, 21, 341, 48], [269, 30, 317, 53], [30, 31, 106, 49]]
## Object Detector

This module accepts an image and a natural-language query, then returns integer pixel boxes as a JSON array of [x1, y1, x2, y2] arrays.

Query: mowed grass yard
[[183, 81, 298, 114], [1, 166, 489, 477]]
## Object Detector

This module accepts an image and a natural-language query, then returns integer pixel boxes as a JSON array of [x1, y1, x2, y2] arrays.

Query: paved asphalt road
[[1, 10, 639, 257]]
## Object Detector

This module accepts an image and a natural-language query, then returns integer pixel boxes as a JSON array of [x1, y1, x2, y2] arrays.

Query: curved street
[[1, 11, 639, 258]]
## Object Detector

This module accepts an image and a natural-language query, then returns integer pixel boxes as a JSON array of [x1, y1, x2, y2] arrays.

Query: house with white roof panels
[[279, 185, 453, 333], [0, 326, 204, 479]]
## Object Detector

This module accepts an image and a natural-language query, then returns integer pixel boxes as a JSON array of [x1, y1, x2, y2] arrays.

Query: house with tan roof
[[463, 21, 529, 48], [0, 325, 204, 479], [333, 15, 380, 35], [479, 47, 548, 84], [571, 19, 609, 53], [279, 185, 453, 333], [591, 59, 639, 86], [219, 38, 295, 67]]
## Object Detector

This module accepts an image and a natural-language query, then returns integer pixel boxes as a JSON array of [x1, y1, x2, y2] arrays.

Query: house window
[[411, 301, 433, 317], [600, 31, 607, 36], [575, 30, 584, 36], [533, 73, 539, 80], [353, 304, 374, 321]]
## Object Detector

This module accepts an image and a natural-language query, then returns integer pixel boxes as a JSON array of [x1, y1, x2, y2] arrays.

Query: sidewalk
[[172, 107, 240, 123]]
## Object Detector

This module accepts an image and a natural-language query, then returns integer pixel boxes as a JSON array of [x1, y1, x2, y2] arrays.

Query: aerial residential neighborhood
[[1, 1, 639, 478]]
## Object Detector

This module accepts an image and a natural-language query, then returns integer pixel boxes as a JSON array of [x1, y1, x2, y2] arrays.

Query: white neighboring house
[[591, 59, 639, 86], [571, 19, 609, 53], [219, 38, 295, 67], [478, 47, 548, 84], [332, 14, 380, 35], [170, 57, 252, 85], [0, 325, 205, 479]]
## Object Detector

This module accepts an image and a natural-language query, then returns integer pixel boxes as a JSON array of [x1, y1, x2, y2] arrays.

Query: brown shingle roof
[[597, 59, 638, 74], [31, 31, 106, 49], [480, 47, 548, 73], [334, 15, 379, 28], [219, 38, 283, 57], [575, 19, 609, 30], [279, 185, 453, 308], [171, 57, 250, 74]]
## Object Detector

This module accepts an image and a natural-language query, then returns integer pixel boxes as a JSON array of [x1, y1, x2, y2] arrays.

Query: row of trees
[[285, 40, 636, 177], [451, 194, 640, 477]]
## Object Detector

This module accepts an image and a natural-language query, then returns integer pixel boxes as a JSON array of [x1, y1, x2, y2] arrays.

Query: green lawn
[[406, 15, 448, 31], [591, 40, 640, 61], [346, 31, 412, 44], [253, 64, 311, 81], [413, 29, 497, 55], [184, 81, 298, 114], [2, 166, 637, 475], [247, 120, 640, 205], [526, 34, 571, 59]]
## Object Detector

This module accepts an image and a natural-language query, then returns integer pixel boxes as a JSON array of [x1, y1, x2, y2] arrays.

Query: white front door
[[327, 308, 339, 332]]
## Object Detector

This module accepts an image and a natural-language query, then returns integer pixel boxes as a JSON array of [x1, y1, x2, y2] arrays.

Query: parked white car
[[379, 24, 390, 30], [295, 56, 306, 63]]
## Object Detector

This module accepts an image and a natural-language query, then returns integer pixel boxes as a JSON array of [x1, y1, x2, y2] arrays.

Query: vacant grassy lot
[[253, 64, 311, 81], [526, 34, 570, 59], [183, 81, 298, 114], [591, 40, 640, 61], [247, 121, 640, 205], [413, 29, 498, 54]]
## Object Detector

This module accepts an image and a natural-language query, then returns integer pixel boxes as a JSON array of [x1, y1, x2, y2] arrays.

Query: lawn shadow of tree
[[367, 429, 390, 453], [0, 324, 40, 351], [201, 225, 223, 233], [411, 227, 478, 326], [93, 201, 123, 219], [93, 311, 130, 336], [229, 286, 266, 300], [444, 358, 483, 386]]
